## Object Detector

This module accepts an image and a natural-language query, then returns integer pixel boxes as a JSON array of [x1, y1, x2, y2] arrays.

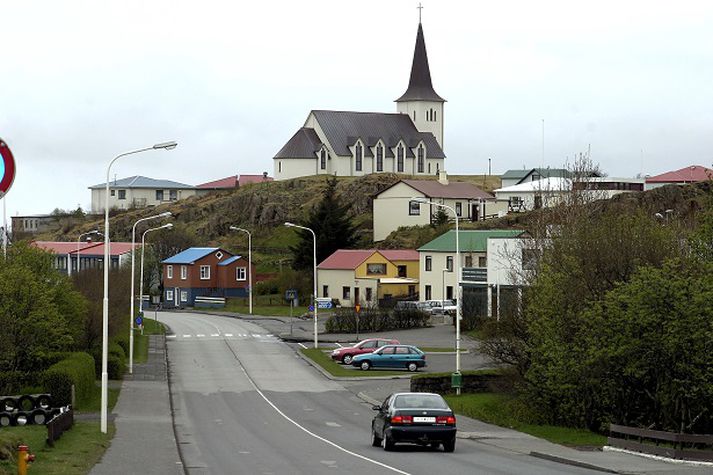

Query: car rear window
[[393, 394, 448, 410], [395, 347, 409, 354]]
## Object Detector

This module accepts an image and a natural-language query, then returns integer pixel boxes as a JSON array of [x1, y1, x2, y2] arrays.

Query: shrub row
[[410, 369, 514, 395], [0, 372, 39, 396], [325, 307, 429, 333], [43, 352, 96, 407], [91, 341, 127, 380]]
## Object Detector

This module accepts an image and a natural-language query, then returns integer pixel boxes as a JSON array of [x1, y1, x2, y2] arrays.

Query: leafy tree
[[290, 177, 358, 271]]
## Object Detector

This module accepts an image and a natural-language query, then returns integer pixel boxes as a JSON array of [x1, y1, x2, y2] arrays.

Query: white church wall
[[396, 101, 444, 149], [275, 159, 317, 180]]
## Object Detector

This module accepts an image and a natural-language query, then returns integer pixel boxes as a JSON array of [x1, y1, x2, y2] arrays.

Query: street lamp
[[139, 223, 173, 331], [284, 222, 318, 349], [73, 229, 102, 276], [412, 197, 462, 394], [129, 211, 172, 374], [101, 141, 177, 434], [229, 226, 252, 315]]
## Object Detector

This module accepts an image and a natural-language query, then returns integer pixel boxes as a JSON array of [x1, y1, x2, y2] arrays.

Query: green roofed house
[[500, 168, 573, 188], [417, 229, 525, 303]]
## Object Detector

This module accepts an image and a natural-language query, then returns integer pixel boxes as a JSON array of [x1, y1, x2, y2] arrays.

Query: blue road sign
[[285, 289, 298, 301], [317, 300, 333, 309], [135, 316, 143, 326], [308, 305, 314, 312]]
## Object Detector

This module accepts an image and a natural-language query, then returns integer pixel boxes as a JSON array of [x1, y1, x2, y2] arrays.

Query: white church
[[273, 20, 446, 180]]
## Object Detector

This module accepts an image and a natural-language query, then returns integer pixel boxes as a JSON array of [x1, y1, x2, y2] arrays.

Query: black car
[[371, 392, 457, 452]]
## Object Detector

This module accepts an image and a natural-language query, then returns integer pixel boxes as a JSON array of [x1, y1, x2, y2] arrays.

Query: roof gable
[[418, 230, 526, 253], [646, 165, 713, 183], [318, 249, 418, 269], [162, 247, 228, 265], [399, 179, 493, 200], [494, 177, 572, 193], [274, 127, 322, 159], [89, 175, 194, 190]]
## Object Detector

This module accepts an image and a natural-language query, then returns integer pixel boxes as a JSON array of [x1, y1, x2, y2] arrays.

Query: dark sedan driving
[[371, 392, 457, 452]]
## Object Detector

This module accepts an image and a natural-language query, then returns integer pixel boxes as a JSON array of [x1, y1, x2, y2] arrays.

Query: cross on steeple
[[417, 2, 423, 23]]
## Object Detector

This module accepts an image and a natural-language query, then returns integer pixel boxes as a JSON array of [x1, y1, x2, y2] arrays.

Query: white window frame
[[180, 291, 188, 302], [200, 265, 210, 280], [166, 290, 174, 301], [236, 267, 247, 281], [166, 265, 173, 279], [425, 256, 432, 272], [181, 265, 187, 280]]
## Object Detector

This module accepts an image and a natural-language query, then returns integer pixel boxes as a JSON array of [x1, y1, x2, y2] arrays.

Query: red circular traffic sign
[[0, 139, 16, 197]]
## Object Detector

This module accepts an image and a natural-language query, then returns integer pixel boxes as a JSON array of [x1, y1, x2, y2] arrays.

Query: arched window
[[397, 145, 404, 172], [433, 110, 437, 121], [417, 145, 425, 173], [376, 144, 384, 172], [320, 149, 327, 170], [355, 142, 363, 171]]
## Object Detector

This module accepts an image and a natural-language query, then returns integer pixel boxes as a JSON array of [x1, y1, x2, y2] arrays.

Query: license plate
[[413, 416, 436, 423]]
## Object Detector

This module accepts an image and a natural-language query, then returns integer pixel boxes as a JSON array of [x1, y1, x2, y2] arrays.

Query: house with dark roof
[[161, 247, 255, 308], [273, 21, 446, 180], [500, 168, 573, 188], [88, 176, 196, 212], [645, 165, 713, 190], [372, 173, 507, 241], [195, 173, 274, 195], [317, 249, 419, 307], [32, 240, 138, 275]]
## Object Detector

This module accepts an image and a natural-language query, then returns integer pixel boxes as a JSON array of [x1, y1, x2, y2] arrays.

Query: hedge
[[42, 352, 96, 407], [326, 307, 429, 333], [0, 372, 39, 396], [410, 369, 514, 394]]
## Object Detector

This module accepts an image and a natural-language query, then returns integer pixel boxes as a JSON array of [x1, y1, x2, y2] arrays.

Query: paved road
[[161, 311, 602, 474]]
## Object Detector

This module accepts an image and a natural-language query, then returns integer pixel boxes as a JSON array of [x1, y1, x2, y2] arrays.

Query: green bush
[[0, 372, 39, 396], [107, 354, 126, 380], [42, 352, 96, 407], [325, 307, 429, 333], [114, 335, 130, 357]]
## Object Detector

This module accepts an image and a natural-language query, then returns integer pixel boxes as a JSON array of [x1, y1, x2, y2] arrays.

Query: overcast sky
[[2, 0, 712, 217]]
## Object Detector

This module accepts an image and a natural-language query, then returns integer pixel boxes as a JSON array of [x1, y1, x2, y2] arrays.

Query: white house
[[486, 236, 541, 319], [372, 172, 505, 241], [494, 177, 571, 212], [89, 176, 197, 213], [273, 21, 446, 180], [499, 168, 571, 188]]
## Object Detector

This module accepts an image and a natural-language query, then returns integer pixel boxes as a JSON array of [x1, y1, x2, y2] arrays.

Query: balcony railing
[[461, 267, 487, 282]]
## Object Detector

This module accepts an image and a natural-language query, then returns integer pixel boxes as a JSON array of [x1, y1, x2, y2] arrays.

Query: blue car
[[351, 344, 426, 372]]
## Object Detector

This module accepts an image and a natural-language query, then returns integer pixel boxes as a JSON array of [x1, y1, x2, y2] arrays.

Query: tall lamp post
[[129, 212, 172, 374], [101, 141, 177, 434], [284, 222, 318, 349], [139, 223, 173, 329], [73, 229, 102, 276], [229, 226, 252, 315], [412, 197, 461, 394]]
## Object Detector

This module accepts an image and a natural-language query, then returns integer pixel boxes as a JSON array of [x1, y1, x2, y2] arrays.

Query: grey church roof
[[395, 23, 445, 103], [88, 176, 194, 189], [274, 127, 323, 159], [310, 110, 444, 158]]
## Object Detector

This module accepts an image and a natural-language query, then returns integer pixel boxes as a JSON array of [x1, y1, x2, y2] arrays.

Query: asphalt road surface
[[161, 311, 601, 475]]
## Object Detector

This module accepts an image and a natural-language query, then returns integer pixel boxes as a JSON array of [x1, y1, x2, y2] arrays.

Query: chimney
[[438, 170, 448, 185]]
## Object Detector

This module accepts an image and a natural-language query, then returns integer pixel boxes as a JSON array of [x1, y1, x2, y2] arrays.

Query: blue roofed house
[[161, 247, 255, 308], [89, 175, 197, 212]]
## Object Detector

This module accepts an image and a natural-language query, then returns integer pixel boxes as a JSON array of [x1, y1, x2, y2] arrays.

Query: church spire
[[395, 20, 445, 103]]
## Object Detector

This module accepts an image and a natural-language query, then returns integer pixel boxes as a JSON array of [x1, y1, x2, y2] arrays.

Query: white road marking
[[182, 334, 191, 338], [230, 348, 411, 475], [224, 333, 233, 337], [297, 343, 307, 349], [197, 334, 205, 337], [334, 342, 343, 348], [252, 334, 261, 338], [166, 335, 176, 339], [266, 334, 274, 337], [211, 333, 220, 337], [325, 421, 341, 428]]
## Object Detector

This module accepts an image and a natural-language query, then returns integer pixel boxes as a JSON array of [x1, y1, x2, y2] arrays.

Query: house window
[[376, 144, 383, 171], [156, 190, 164, 201], [110, 190, 115, 197], [181, 265, 187, 279], [166, 290, 174, 301], [323, 285, 329, 298], [236, 267, 247, 281], [342, 286, 351, 300], [479, 256, 487, 267], [446, 256, 453, 272], [180, 291, 188, 302], [425, 256, 432, 271], [408, 285, 416, 296], [397, 145, 404, 172], [118, 190, 126, 200], [455, 202, 462, 216], [166, 265, 173, 279], [465, 255, 473, 267], [397, 265, 407, 278], [279, 161, 282, 173], [355, 143, 363, 171], [200, 265, 210, 280], [425, 285, 432, 300], [446, 286, 453, 300], [170, 190, 178, 200], [409, 201, 420, 215], [367, 263, 386, 275], [417, 145, 424, 173], [428, 163, 431, 174], [320, 149, 327, 170], [366, 288, 373, 302]]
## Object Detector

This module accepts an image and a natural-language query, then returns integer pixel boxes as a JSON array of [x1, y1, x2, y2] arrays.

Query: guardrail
[[194, 296, 226, 308], [608, 424, 713, 462]]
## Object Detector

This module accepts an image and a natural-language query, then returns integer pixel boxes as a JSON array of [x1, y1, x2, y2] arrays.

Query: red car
[[330, 338, 399, 365]]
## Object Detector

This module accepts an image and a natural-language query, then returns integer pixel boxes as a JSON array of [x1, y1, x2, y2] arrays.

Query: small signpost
[[354, 304, 362, 340], [285, 289, 298, 335], [317, 299, 333, 309]]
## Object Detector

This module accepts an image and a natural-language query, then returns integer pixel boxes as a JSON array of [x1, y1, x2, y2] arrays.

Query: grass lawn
[[0, 422, 114, 475], [301, 348, 406, 378], [444, 393, 606, 447], [133, 318, 166, 365], [77, 385, 120, 414], [223, 298, 310, 317]]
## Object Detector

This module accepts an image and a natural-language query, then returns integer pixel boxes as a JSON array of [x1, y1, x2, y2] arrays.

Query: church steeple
[[395, 22, 445, 103]]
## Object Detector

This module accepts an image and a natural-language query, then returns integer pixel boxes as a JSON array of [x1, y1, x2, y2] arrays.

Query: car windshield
[[393, 394, 449, 410]]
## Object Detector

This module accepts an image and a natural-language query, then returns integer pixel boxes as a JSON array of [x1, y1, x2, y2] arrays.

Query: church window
[[413, 111, 416, 122], [355, 143, 363, 171], [320, 149, 327, 170], [417, 145, 425, 173], [376, 144, 383, 172], [397, 145, 404, 172], [434, 110, 437, 121], [279, 161, 282, 173], [428, 163, 431, 174]]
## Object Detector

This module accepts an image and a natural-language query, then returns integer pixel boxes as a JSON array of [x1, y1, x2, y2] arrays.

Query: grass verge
[[300, 348, 406, 377], [133, 318, 166, 365], [78, 385, 120, 414], [0, 421, 114, 475], [444, 393, 606, 447]]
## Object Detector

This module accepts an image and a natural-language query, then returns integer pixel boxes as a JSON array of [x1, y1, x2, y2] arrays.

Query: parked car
[[371, 392, 457, 452], [394, 301, 418, 311], [424, 300, 457, 315], [351, 344, 426, 372], [330, 338, 399, 365]]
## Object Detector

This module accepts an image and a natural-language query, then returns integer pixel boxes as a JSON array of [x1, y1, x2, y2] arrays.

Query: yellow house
[[317, 249, 419, 307]]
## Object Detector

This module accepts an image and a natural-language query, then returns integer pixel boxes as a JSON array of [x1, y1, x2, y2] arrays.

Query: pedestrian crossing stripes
[[166, 333, 277, 342]]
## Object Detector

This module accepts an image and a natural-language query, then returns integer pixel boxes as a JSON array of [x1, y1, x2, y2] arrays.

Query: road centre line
[[222, 340, 411, 475], [297, 343, 308, 349]]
